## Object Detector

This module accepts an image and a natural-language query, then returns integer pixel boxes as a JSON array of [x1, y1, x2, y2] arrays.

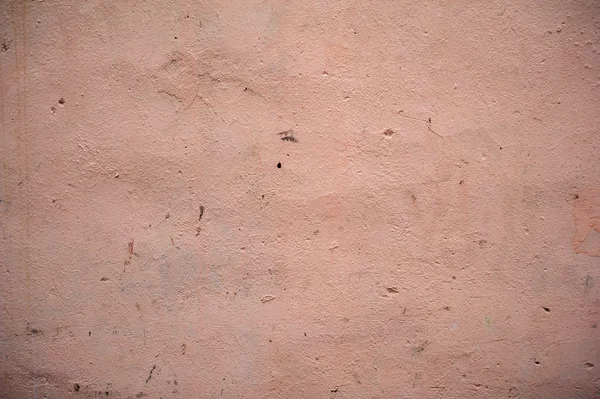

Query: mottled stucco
[[1, 1, 600, 398]]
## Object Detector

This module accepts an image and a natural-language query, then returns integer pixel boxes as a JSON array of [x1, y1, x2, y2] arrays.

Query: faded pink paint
[[1, 1, 600, 398]]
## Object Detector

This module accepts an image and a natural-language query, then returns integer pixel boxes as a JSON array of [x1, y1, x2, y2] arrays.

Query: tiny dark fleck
[[244, 87, 248, 91], [89, 331, 91, 336], [58, 98, 65, 105], [331, 387, 338, 392], [459, 180, 464, 185], [543, 307, 550, 312], [383, 128, 394, 136], [105, 392, 109, 396], [586, 362, 594, 368], [174, 36, 178, 39], [534, 361, 540, 365], [277, 162, 281, 168], [304, 332, 307, 337], [452, 276, 456, 280], [74, 383, 80, 392], [575, 194, 579, 199], [269, 339, 272, 342]]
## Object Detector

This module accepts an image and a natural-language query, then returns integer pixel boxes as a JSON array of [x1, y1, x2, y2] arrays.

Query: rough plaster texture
[[1, 1, 600, 398]]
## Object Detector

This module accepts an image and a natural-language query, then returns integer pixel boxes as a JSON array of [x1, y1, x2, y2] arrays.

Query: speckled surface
[[1, 1, 599, 398]]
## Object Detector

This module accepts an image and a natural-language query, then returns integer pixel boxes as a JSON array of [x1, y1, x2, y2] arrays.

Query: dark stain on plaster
[[278, 130, 298, 143], [145, 365, 156, 384]]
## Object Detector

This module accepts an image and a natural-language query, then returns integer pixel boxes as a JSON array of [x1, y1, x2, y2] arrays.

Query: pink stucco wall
[[1, 1, 599, 398]]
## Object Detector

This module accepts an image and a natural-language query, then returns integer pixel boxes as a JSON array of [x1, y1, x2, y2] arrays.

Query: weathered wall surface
[[1, 1, 599, 398]]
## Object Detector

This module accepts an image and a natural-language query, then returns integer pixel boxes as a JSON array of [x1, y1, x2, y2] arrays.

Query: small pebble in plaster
[[100, 277, 109, 282], [261, 295, 276, 303], [277, 162, 281, 168], [386, 287, 399, 293]]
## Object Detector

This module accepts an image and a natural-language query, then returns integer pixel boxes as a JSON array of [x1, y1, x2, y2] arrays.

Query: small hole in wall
[[58, 98, 65, 105], [534, 361, 540, 365], [277, 162, 281, 168], [88, 332, 91, 336], [543, 307, 550, 312], [73, 383, 80, 392]]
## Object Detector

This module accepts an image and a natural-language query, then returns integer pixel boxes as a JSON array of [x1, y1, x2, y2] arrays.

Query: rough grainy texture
[[1, 1, 600, 398]]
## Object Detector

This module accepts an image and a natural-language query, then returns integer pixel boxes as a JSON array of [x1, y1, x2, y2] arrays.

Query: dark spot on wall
[[1, 39, 10, 51], [89, 331, 91, 336], [331, 387, 338, 392], [277, 162, 281, 168], [26, 324, 42, 336], [73, 383, 80, 392], [459, 180, 464, 185], [383, 128, 394, 136], [278, 129, 298, 142], [542, 307, 550, 312], [386, 287, 399, 293], [145, 365, 156, 383], [534, 360, 540, 365], [135, 392, 146, 398], [58, 98, 65, 105], [586, 362, 594, 368], [181, 344, 186, 355], [198, 205, 205, 221], [412, 341, 430, 355]]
